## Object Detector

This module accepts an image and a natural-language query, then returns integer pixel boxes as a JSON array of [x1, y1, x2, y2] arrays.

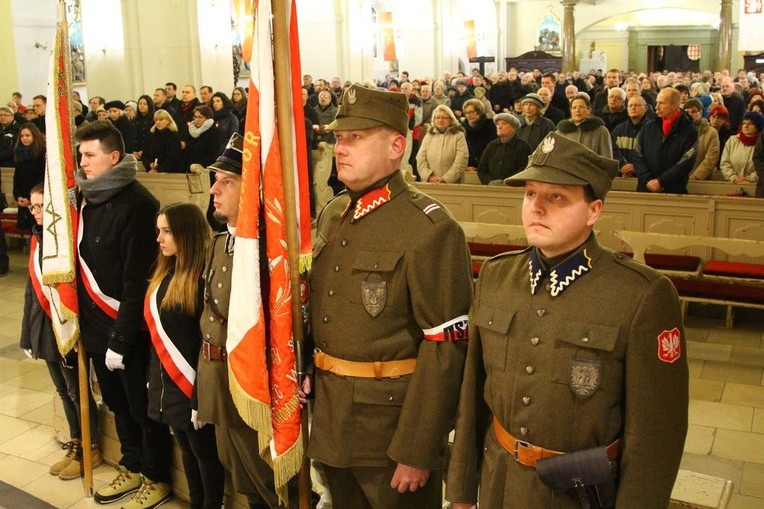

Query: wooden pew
[[612, 230, 764, 328]]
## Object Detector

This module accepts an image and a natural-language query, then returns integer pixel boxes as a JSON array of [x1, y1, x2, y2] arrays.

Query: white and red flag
[[226, 0, 311, 504], [42, 18, 80, 356]]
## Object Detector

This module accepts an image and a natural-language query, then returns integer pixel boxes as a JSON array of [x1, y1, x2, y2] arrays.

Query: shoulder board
[[487, 246, 531, 263], [407, 190, 451, 223], [609, 251, 662, 282]]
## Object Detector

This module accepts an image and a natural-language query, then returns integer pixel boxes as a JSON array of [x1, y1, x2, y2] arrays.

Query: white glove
[[105, 349, 125, 371], [23, 349, 33, 359], [191, 409, 205, 430]]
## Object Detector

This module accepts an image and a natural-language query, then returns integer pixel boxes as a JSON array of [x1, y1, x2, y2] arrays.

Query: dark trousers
[[46, 358, 100, 444], [320, 461, 442, 509], [172, 424, 225, 509], [91, 346, 173, 482], [0, 229, 8, 272]]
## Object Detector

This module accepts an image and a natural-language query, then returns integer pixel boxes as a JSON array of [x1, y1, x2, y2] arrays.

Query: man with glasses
[[612, 95, 650, 179]]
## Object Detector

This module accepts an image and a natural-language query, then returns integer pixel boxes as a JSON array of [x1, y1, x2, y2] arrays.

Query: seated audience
[[476, 113, 532, 184], [462, 98, 497, 169], [720, 111, 762, 184], [417, 105, 468, 183], [685, 98, 720, 181], [557, 92, 613, 158], [142, 109, 182, 173]]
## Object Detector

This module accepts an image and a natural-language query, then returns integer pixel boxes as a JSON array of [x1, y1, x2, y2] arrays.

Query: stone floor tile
[[0, 455, 49, 489], [728, 492, 764, 508], [0, 425, 60, 462], [4, 365, 56, 394], [688, 400, 753, 432], [688, 359, 704, 379], [679, 452, 743, 491], [688, 341, 732, 362], [0, 358, 39, 384], [722, 383, 764, 408], [689, 378, 725, 402], [730, 346, 764, 368], [0, 388, 53, 418], [740, 462, 764, 498], [753, 409, 764, 434], [0, 414, 38, 445], [700, 361, 763, 385], [707, 327, 763, 348], [683, 424, 716, 455], [684, 326, 711, 343], [712, 429, 764, 463]]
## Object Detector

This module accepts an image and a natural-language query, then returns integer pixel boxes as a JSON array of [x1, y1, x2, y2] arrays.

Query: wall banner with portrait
[[536, 10, 561, 54], [66, 0, 85, 83]]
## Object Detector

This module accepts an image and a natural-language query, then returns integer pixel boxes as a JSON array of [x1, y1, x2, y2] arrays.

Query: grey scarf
[[188, 118, 214, 138], [76, 154, 138, 205]]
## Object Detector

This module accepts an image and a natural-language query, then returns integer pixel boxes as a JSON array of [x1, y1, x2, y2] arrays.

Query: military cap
[[505, 132, 619, 200], [521, 93, 544, 109], [494, 112, 520, 129], [104, 100, 125, 110], [206, 132, 243, 176], [326, 84, 409, 136]]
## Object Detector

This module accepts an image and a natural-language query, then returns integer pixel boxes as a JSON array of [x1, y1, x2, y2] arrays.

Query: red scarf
[[738, 131, 759, 147], [661, 110, 682, 137]]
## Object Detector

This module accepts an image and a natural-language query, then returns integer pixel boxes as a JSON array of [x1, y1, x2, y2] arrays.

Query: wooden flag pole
[[56, 0, 93, 496], [271, 2, 312, 508]]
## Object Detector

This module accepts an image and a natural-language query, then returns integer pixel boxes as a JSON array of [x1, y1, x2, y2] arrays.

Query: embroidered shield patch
[[568, 358, 602, 400], [657, 327, 682, 363], [361, 281, 387, 317]]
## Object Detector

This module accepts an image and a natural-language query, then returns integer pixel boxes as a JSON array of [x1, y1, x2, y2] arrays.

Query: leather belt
[[492, 416, 619, 469], [202, 340, 227, 362], [314, 350, 416, 380]]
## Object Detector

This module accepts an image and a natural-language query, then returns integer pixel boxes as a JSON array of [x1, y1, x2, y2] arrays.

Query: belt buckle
[[202, 341, 211, 360], [513, 438, 531, 461]]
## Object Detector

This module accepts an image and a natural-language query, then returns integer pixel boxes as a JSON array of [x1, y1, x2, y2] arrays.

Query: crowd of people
[[0, 64, 760, 509]]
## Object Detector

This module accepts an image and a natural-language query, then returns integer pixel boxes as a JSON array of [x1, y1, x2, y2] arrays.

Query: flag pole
[[270, 2, 311, 508], [55, 0, 93, 495]]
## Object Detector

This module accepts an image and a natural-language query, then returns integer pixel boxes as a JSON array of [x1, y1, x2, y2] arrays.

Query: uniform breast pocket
[[472, 305, 515, 372], [349, 377, 409, 459], [552, 320, 622, 400], [348, 249, 403, 311]]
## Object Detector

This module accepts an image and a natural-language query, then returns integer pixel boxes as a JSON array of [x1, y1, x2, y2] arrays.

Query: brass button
[[522, 396, 531, 405], [537, 309, 546, 317], [222, 266, 228, 272], [520, 427, 529, 436], [525, 366, 535, 375], [322, 316, 329, 323], [388, 396, 394, 402], [488, 320, 493, 325], [213, 299, 219, 305], [373, 263, 379, 269], [334, 265, 340, 272], [95, 236, 100, 243], [530, 337, 539, 346], [582, 337, 589, 343], [328, 289, 334, 296], [209, 316, 215, 322], [217, 282, 223, 289], [205, 333, 211, 339], [341, 239, 348, 247]]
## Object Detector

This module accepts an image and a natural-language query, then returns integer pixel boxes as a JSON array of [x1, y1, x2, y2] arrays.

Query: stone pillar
[[561, 0, 577, 73], [716, 0, 733, 71]]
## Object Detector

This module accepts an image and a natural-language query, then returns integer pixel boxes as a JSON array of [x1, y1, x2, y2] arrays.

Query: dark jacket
[[13, 147, 45, 231], [20, 227, 69, 362], [633, 112, 698, 194], [517, 115, 556, 152], [477, 135, 532, 184], [111, 114, 137, 153], [0, 122, 20, 167], [142, 128, 183, 173], [596, 106, 629, 133], [611, 115, 649, 167], [147, 274, 204, 429], [184, 123, 220, 171], [213, 108, 240, 153], [133, 113, 154, 153], [78, 172, 159, 356], [542, 104, 566, 126], [463, 115, 498, 167], [549, 91, 570, 118]]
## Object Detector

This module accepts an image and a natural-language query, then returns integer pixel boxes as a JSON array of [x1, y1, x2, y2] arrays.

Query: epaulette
[[486, 246, 532, 263], [610, 251, 662, 282], [407, 190, 450, 223]]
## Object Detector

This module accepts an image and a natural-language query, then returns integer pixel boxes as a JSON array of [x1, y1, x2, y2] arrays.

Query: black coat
[[634, 112, 698, 194], [142, 128, 183, 173], [477, 136, 533, 184], [184, 124, 221, 171], [147, 274, 204, 428], [463, 115, 498, 167], [77, 178, 159, 355], [13, 147, 45, 230], [111, 115, 137, 153], [0, 122, 20, 167], [133, 113, 154, 153]]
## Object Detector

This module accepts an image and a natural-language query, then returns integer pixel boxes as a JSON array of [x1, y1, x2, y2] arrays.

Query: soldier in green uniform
[[447, 132, 689, 508], [196, 134, 298, 509], [307, 84, 474, 508]]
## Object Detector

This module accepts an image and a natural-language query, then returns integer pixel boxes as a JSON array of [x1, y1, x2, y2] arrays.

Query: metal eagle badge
[[568, 357, 602, 399], [361, 281, 387, 317]]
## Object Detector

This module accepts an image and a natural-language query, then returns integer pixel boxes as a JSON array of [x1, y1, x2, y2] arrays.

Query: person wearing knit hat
[[720, 110, 763, 184], [517, 93, 556, 151], [475, 112, 530, 184], [310, 83, 473, 508], [105, 100, 136, 153], [124, 101, 138, 120], [708, 103, 733, 153], [521, 93, 545, 110], [448, 131, 688, 508]]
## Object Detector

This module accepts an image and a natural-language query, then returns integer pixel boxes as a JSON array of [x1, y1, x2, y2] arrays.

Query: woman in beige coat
[[685, 98, 720, 181], [417, 105, 469, 183]]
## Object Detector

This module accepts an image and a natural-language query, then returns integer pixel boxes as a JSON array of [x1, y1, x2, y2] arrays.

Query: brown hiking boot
[[49, 439, 79, 476], [59, 442, 104, 480]]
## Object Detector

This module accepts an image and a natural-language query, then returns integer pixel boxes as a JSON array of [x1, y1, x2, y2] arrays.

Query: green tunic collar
[[342, 170, 407, 221], [528, 234, 602, 296]]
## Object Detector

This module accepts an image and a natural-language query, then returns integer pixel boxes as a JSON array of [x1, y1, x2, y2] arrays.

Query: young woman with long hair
[[144, 202, 224, 509], [13, 122, 45, 231]]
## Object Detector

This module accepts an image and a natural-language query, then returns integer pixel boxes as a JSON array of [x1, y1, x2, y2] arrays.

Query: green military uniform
[[309, 169, 473, 507], [196, 232, 298, 508], [447, 133, 689, 507]]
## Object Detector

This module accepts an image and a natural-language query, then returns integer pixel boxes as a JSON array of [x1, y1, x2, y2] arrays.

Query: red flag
[[42, 18, 80, 356], [227, 0, 310, 504]]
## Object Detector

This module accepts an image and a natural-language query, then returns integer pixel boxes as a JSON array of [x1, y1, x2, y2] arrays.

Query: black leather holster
[[536, 446, 618, 509]]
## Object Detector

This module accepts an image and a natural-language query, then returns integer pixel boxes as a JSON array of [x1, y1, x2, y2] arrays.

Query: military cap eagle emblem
[[541, 135, 555, 153]]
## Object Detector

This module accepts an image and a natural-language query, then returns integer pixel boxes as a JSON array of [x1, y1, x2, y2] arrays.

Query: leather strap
[[492, 416, 619, 469], [202, 340, 227, 362], [314, 350, 416, 379]]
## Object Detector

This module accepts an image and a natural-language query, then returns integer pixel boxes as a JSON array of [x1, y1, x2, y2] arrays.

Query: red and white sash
[[144, 287, 195, 399], [29, 236, 52, 319], [77, 202, 121, 319]]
